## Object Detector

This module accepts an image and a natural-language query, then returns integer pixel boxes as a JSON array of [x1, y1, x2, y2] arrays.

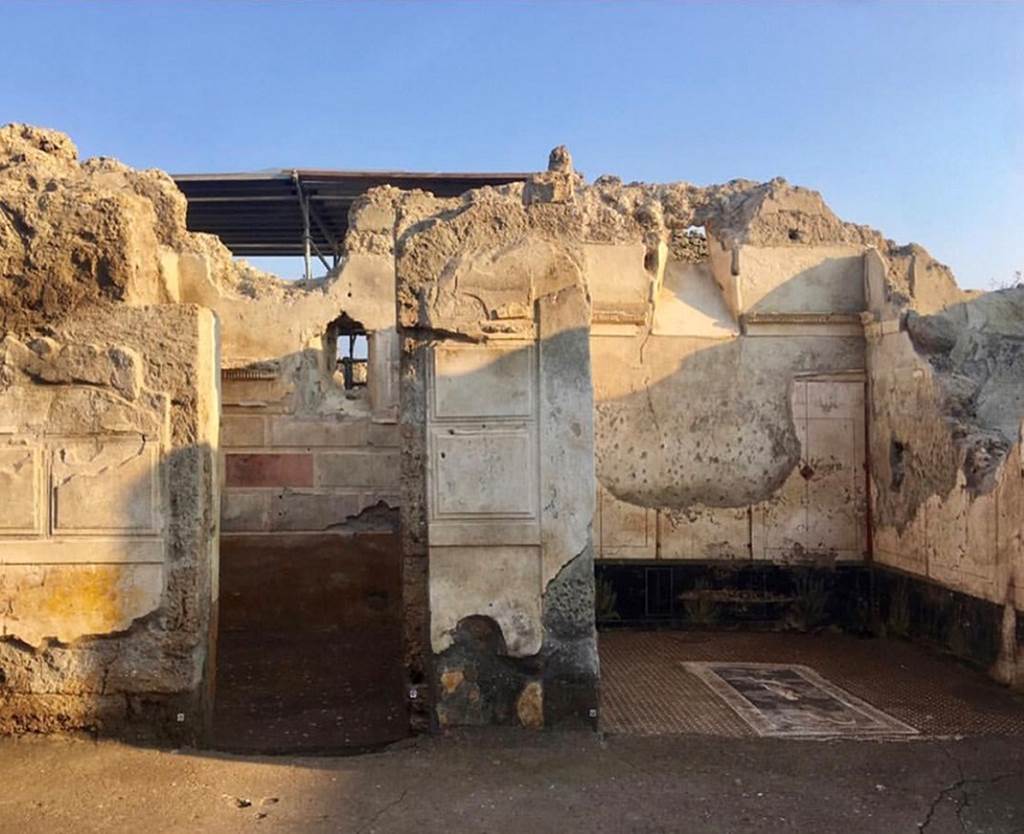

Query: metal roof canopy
[[172, 168, 531, 278]]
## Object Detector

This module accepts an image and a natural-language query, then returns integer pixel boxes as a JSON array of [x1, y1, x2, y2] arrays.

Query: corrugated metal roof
[[172, 168, 530, 257]]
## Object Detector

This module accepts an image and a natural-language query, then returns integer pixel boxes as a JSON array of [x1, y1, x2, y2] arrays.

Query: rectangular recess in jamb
[[52, 438, 160, 535], [431, 343, 534, 420], [0, 446, 42, 535], [431, 426, 537, 518]]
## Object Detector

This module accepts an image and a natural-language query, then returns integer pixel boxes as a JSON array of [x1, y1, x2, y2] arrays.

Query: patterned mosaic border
[[682, 661, 919, 738]]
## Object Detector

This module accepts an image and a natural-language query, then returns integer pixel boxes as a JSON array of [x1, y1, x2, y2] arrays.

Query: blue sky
[[2, 1, 1021, 288]]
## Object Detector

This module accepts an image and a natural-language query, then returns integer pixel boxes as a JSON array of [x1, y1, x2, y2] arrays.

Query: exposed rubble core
[[0, 123, 1021, 742]]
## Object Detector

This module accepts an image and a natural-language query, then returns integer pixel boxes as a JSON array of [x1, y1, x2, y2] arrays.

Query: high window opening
[[337, 330, 369, 390], [326, 314, 368, 391]]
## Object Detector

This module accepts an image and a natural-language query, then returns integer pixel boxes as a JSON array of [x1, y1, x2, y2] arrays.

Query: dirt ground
[[1, 729, 1022, 834]]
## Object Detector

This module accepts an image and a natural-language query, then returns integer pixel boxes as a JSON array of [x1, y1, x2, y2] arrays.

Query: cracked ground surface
[[1, 730, 1022, 833]]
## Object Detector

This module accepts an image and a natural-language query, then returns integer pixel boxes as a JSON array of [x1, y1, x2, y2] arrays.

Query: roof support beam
[[292, 171, 331, 280]]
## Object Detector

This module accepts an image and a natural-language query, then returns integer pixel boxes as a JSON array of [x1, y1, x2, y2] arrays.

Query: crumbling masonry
[[0, 124, 1021, 741]]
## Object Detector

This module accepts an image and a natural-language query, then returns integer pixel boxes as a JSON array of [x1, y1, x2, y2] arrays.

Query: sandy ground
[[1, 729, 1022, 833]]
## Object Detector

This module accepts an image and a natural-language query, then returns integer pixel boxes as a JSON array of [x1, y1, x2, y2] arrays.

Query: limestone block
[[0, 563, 163, 646], [220, 375, 293, 409], [2, 336, 145, 402], [432, 344, 534, 419], [739, 245, 865, 315], [598, 486, 655, 559], [659, 506, 750, 560], [804, 409, 863, 556], [516, 680, 544, 729], [429, 545, 543, 656], [220, 415, 266, 447], [0, 447, 41, 534], [537, 286, 596, 588], [266, 490, 371, 532], [707, 233, 743, 320], [369, 327, 400, 422], [0, 539, 163, 565], [445, 241, 544, 321], [584, 242, 650, 323], [863, 248, 891, 318], [315, 450, 400, 489], [367, 423, 400, 447], [175, 252, 222, 309], [269, 417, 368, 448], [0, 384, 165, 438], [332, 252, 397, 332], [224, 453, 313, 488], [430, 427, 536, 517], [52, 438, 159, 533], [220, 491, 270, 533], [652, 261, 739, 338]]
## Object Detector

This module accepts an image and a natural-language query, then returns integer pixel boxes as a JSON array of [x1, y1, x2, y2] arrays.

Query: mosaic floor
[[599, 630, 1024, 738]]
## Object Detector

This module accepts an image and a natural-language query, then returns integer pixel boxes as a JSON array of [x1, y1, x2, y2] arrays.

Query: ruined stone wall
[[580, 183, 877, 566], [385, 146, 1019, 725], [864, 249, 1024, 683], [0, 124, 410, 740], [0, 126, 219, 739], [391, 152, 600, 728], [158, 199, 403, 537], [5, 120, 1022, 740], [215, 340, 400, 536], [590, 246, 868, 564]]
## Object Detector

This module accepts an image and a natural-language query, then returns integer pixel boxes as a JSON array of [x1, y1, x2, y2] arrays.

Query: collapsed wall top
[[0, 124, 292, 333]]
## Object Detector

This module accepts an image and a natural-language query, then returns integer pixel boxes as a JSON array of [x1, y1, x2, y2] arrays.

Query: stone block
[[269, 417, 368, 448], [432, 344, 533, 419], [220, 376, 292, 408], [0, 539, 163, 565], [598, 487, 655, 559], [220, 415, 266, 447], [367, 423, 400, 448], [584, 242, 651, 322], [53, 438, 158, 533], [740, 245, 865, 315], [224, 453, 313, 488], [0, 563, 163, 646], [266, 491, 367, 532], [430, 428, 536, 517], [652, 261, 739, 338], [315, 451, 400, 489], [429, 545, 543, 657], [516, 680, 544, 729], [659, 506, 750, 560], [0, 447, 40, 533], [220, 491, 270, 532]]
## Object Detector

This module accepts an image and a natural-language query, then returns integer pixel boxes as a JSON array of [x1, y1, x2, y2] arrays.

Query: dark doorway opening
[[210, 531, 406, 753]]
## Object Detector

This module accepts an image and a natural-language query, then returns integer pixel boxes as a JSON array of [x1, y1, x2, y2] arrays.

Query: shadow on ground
[[0, 728, 1022, 833]]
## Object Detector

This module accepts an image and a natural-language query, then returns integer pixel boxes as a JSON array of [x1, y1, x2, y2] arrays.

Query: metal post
[[302, 192, 312, 282], [293, 170, 312, 282]]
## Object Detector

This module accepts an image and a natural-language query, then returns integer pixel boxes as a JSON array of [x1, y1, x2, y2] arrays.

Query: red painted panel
[[224, 453, 313, 488]]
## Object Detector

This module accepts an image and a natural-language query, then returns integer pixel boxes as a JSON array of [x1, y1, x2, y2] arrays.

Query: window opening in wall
[[326, 314, 369, 391], [337, 330, 368, 390], [670, 225, 708, 262]]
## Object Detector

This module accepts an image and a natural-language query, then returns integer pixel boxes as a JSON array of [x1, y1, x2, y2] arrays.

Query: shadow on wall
[[868, 287, 1024, 668], [878, 288, 1024, 524], [417, 320, 599, 731], [595, 260, 868, 524], [0, 339, 410, 751], [0, 441, 218, 745], [594, 332, 865, 511]]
